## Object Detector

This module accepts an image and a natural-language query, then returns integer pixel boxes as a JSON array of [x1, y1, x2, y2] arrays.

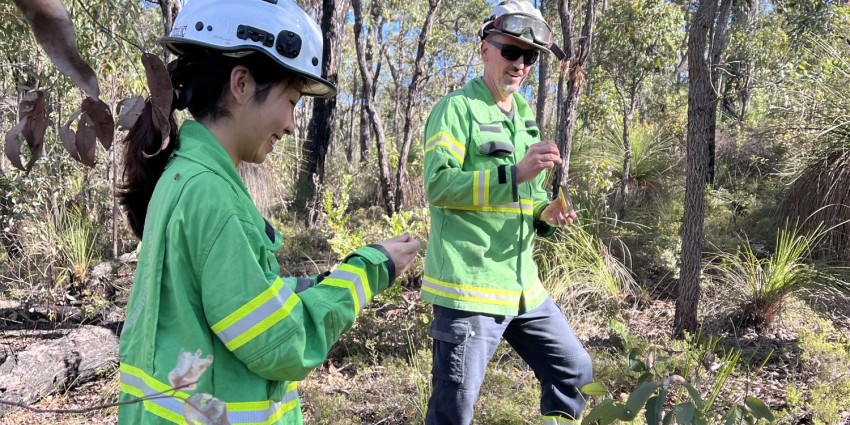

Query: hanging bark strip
[[552, 0, 597, 211]]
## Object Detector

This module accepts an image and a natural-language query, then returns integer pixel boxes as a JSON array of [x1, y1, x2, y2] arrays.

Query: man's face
[[481, 33, 538, 98]]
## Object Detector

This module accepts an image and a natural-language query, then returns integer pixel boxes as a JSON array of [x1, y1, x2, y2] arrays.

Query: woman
[[117, 0, 420, 423]]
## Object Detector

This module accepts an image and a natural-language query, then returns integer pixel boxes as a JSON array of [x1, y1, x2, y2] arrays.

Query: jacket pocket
[[429, 317, 471, 384]]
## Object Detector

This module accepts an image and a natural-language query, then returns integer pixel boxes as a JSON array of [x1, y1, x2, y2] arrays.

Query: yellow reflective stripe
[[211, 277, 300, 351], [525, 278, 547, 305], [121, 363, 189, 396], [442, 199, 534, 215], [473, 171, 480, 206], [425, 131, 466, 163], [543, 415, 579, 424], [484, 170, 491, 206], [422, 275, 521, 306], [121, 363, 299, 425]]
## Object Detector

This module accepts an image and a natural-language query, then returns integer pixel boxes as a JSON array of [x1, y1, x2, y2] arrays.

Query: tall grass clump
[[535, 224, 635, 312], [58, 205, 100, 284], [597, 122, 680, 211], [709, 219, 850, 331]]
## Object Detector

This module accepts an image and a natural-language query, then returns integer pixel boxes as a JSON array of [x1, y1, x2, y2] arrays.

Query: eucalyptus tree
[[675, 0, 733, 338], [2, 0, 160, 259], [352, 0, 394, 213], [552, 0, 596, 190], [593, 0, 682, 197], [393, 0, 442, 213], [352, 0, 486, 213], [295, 0, 350, 214]]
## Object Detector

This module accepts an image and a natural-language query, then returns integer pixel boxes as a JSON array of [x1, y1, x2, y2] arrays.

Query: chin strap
[[549, 43, 566, 61]]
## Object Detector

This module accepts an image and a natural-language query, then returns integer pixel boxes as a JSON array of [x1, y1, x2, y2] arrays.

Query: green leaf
[[638, 372, 654, 383], [628, 348, 646, 372], [598, 404, 626, 425], [620, 381, 659, 420], [744, 397, 775, 421], [684, 383, 705, 409], [645, 395, 661, 425], [582, 382, 610, 397], [581, 398, 614, 424], [723, 405, 741, 425], [675, 401, 696, 424]]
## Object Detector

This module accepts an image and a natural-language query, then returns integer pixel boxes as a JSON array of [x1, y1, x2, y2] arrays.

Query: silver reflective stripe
[[326, 269, 368, 309], [121, 372, 184, 417], [502, 201, 534, 212], [228, 387, 297, 423], [476, 171, 487, 206], [216, 284, 295, 347], [122, 371, 298, 424], [422, 276, 519, 304]]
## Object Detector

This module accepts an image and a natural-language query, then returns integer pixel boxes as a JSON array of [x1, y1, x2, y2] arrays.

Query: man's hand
[[373, 233, 421, 279], [541, 199, 577, 227], [516, 141, 561, 183]]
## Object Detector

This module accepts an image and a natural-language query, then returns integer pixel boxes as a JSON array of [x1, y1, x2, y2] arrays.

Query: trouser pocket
[[429, 316, 471, 384]]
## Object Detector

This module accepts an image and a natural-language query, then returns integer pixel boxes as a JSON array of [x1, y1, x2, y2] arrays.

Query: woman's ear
[[229, 65, 255, 106]]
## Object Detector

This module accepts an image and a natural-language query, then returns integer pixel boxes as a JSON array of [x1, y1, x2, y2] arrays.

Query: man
[[421, 1, 593, 424]]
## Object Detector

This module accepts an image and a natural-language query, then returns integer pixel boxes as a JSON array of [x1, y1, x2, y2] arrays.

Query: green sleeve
[[424, 96, 519, 207], [200, 216, 392, 382]]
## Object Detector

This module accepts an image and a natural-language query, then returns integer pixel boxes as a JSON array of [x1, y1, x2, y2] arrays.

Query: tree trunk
[[294, 0, 348, 214], [394, 0, 442, 212], [536, 0, 550, 129], [706, 0, 733, 185], [554, 0, 596, 192], [674, 0, 724, 339], [353, 0, 394, 214], [621, 108, 632, 197], [0, 326, 118, 417], [157, 0, 182, 61]]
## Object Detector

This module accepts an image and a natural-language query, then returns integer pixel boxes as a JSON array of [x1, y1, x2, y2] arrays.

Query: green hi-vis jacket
[[119, 121, 393, 424], [422, 77, 556, 317]]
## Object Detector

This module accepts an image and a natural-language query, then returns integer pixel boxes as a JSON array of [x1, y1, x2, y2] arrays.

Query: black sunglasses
[[487, 39, 539, 65]]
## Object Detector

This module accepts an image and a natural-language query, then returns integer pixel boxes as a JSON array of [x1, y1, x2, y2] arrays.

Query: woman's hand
[[374, 233, 421, 279]]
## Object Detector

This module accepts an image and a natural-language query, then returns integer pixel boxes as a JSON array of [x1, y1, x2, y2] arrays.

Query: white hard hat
[[161, 0, 336, 97], [480, 0, 553, 54]]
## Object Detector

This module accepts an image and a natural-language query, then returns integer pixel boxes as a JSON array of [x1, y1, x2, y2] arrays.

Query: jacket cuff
[[366, 244, 396, 283], [534, 202, 557, 237]]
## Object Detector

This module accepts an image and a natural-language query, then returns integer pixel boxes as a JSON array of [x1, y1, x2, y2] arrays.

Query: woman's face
[[238, 80, 302, 164]]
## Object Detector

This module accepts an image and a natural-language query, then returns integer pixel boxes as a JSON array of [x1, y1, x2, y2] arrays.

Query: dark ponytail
[[119, 49, 296, 239], [119, 100, 179, 239]]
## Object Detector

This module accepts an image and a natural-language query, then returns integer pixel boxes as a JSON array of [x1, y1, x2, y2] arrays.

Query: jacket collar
[[172, 120, 251, 199], [463, 77, 535, 131]]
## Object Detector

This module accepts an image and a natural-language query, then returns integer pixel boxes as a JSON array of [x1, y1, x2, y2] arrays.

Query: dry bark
[[0, 325, 118, 417]]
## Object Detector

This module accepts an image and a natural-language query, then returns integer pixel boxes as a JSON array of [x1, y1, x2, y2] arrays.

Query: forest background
[[0, 0, 849, 423]]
